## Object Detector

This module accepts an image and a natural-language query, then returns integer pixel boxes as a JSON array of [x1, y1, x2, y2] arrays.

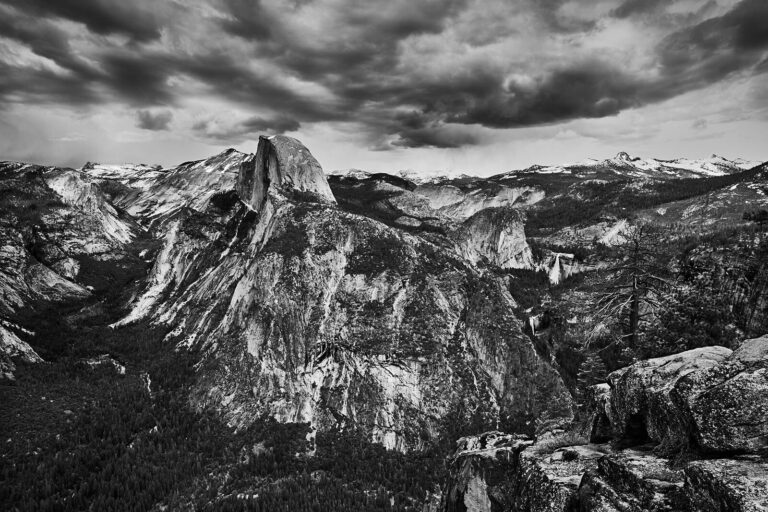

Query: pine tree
[[595, 223, 674, 348], [576, 352, 607, 403]]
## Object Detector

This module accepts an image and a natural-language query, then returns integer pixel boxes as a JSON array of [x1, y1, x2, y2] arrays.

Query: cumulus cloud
[[611, 0, 668, 19], [0, 0, 766, 151], [136, 110, 173, 131]]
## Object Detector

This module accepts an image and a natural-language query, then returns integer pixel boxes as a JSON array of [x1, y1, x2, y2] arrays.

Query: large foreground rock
[[441, 432, 610, 512], [606, 345, 731, 450], [677, 336, 768, 454], [437, 433, 767, 512], [603, 336, 768, 454]]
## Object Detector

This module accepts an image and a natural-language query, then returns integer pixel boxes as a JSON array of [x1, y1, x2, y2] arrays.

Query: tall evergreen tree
[[595, 223, 674, 348]]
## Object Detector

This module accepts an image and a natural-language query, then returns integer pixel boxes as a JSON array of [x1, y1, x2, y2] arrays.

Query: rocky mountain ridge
[[331, 152, 759, 184]]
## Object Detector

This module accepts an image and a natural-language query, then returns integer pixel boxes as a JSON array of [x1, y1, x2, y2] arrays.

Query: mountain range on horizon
[[59, 149, 763, 185], [327, 152, 762, 184]]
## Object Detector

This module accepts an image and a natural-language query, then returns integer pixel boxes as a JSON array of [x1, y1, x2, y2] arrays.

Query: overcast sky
[[0, 0, 766, 174]]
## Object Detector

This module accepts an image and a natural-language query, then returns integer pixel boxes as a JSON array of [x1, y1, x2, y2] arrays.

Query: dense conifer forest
[[1, 317, 448, 511]]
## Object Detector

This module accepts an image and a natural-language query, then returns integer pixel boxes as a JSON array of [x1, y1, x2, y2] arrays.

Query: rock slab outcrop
[[601, 336, 768, 454]]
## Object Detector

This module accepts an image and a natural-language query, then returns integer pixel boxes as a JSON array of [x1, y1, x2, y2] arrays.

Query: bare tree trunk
[[629, 276, 640, 347]]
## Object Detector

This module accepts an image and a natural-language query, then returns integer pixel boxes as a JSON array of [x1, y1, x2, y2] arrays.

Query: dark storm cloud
[[174, 53, 343, 122], [0, 0, 167, 42], [99, 53, 176, 106], [527, 0, 597, 33], [397, 0, 768, 137], [136, 110, 173, 131], [443, 62, 642, 128], [0, 61, 98, 106], [657, 0, 768, 91], [0, 13, 97, 77], [391, 124, 480, 149], [1, 0, 767, 149], [241, 115, 300, 133], [219, 0, 275, 42], [611, 0, 668, 19], [220, 0, 468, 83], [221, 0, 466, 44], [0, 5, 171, 106], [192, 114, 299, 142]]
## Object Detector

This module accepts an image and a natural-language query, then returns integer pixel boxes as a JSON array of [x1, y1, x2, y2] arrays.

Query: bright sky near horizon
[[0, 0, 766, 174]]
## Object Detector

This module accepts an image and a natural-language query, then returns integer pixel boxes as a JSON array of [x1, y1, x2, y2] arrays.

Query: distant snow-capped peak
[[501, 152, 759, 179], [327, 168, 475, 183], [326, 168, 373, 179]]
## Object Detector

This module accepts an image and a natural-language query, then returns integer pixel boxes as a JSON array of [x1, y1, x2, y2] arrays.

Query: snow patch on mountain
[[121, 149, 248, 228], [327, 169, 372, 180], [501, 152, 758, 180], [82, 162, 164, 191]]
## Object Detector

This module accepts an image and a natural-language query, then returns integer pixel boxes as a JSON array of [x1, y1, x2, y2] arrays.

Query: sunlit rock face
[[114, 148, 248, 229], [454, 208, 534, 269], [238, 135, 336, 212], [119, 136, 573, 451]]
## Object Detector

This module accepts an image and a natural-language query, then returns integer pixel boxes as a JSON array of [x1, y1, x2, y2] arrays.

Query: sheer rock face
[[237, 135, 335, 212], [126, 199, 573, 451], [454, 208, 533, 269], [601, 338, 768, 454], [443, 432, 534, 512], [119, 138, 573, 451]]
